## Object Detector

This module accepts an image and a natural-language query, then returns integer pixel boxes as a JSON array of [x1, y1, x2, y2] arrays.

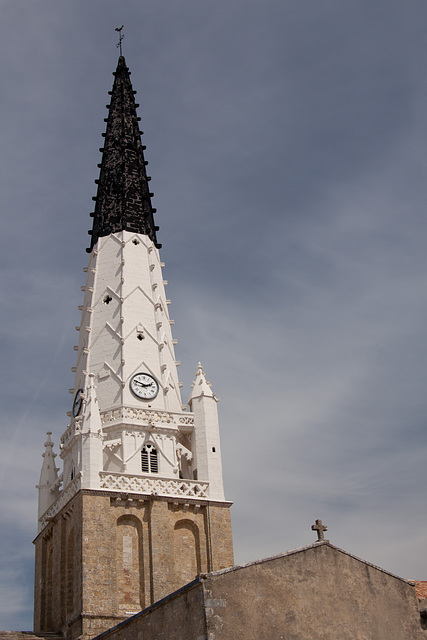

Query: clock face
[[72, 388, 84, 418], [130, 373, 159, 400]]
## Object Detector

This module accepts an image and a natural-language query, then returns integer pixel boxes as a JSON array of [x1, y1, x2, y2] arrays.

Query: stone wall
[[94, 581, 206, 640], [90, 542, 427, 640], [204, 543, 426, 640], [34, 491, 83, 639], [33, 489, 233, 640]]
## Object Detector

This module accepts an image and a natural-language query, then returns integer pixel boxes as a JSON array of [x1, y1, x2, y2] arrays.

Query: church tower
[[33, 56, 233, 640]]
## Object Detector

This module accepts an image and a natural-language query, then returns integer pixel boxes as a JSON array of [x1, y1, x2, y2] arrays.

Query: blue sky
[[0, 0, 426, 630]]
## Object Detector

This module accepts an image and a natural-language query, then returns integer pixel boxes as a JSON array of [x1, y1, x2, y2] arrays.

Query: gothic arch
[[116, 515, 144, 613], [173, 519, 201, 590]]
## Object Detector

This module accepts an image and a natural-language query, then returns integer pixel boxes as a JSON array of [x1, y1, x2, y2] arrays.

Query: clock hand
[[134, 380, 152, 388]]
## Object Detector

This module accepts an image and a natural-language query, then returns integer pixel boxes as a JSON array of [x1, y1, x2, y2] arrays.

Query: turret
[[189, 363, 225, 501]]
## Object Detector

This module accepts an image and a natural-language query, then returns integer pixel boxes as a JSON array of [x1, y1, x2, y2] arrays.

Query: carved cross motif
[[311, 518, 328, 541]]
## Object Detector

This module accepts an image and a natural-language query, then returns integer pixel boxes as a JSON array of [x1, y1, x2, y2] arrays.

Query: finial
[[44, 432, 54, 447], [115, 25, 124, 57], [311, 518, 328, 542]]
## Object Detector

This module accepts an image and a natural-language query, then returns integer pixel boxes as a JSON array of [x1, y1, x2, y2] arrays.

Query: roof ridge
[[202, 540, 415, 585]]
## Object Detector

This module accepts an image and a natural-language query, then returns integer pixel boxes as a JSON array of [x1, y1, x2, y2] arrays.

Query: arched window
[[173, 520, 201, 591], [116, 515, 144, 613], [141, 444, 158, 473]]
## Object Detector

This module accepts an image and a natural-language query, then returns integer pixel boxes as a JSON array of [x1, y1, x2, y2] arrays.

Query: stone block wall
[[89, 542, 427, 640], [34, 489, 233, 640], [34, 492, 83, 638], [203, 543, 426, 640], [92, 582, 206, 640]]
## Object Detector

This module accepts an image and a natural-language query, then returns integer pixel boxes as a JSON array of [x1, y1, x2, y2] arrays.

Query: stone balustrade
[[99, 472, 209, 498]]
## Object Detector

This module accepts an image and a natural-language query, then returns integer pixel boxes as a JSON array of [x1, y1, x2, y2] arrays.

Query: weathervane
[[115, 25, 124, 56]]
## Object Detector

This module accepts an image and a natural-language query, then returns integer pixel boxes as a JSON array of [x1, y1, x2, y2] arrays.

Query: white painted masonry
[[36, 432, 60, 520], [189, 363, 225, 501], [37, 231, 229, 531], [72, 231, 182, 416]]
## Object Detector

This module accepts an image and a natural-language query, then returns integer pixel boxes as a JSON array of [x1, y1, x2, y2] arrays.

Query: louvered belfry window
[[141, 444, 158, 473]]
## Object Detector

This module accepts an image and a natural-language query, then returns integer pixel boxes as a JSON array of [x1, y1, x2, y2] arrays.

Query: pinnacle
[[189, 362, 216, 402], [44, 432, 54, 448], [81, 374, 102, 434], [38, 432, 60, 518]]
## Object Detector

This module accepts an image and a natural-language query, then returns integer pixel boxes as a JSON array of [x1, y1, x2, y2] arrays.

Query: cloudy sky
[[0, 0, 426, 630]]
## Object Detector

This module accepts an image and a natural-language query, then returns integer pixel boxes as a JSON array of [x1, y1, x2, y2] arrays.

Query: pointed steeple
[[34, 54, 234, 638], [89, 56, 160, 251]]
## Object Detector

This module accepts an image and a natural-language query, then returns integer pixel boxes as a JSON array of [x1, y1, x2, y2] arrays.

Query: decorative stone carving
[[38, 475, 80, 531], [100, 406, 194, 428], [99, 472, 209, 498]]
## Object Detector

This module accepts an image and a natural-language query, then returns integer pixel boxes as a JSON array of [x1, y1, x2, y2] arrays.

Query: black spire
[[88, 56, 160, 251]]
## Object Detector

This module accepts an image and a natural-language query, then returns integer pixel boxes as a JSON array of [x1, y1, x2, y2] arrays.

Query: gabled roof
[[203, 540, 414, 586]]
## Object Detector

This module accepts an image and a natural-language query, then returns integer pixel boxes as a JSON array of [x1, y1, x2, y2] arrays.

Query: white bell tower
[[34, 55, 233, 640]]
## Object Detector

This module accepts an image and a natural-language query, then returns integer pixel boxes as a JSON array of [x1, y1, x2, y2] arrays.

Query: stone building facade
[[87, 542, 427, 640], [34, 491, 232, 639]]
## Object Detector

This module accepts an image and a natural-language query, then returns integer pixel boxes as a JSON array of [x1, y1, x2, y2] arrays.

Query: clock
[[72, 388, 84, 418], [130, 373, 159, 400]]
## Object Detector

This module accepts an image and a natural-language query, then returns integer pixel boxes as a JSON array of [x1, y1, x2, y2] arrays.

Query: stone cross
[[311, 518, 328, 542]]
